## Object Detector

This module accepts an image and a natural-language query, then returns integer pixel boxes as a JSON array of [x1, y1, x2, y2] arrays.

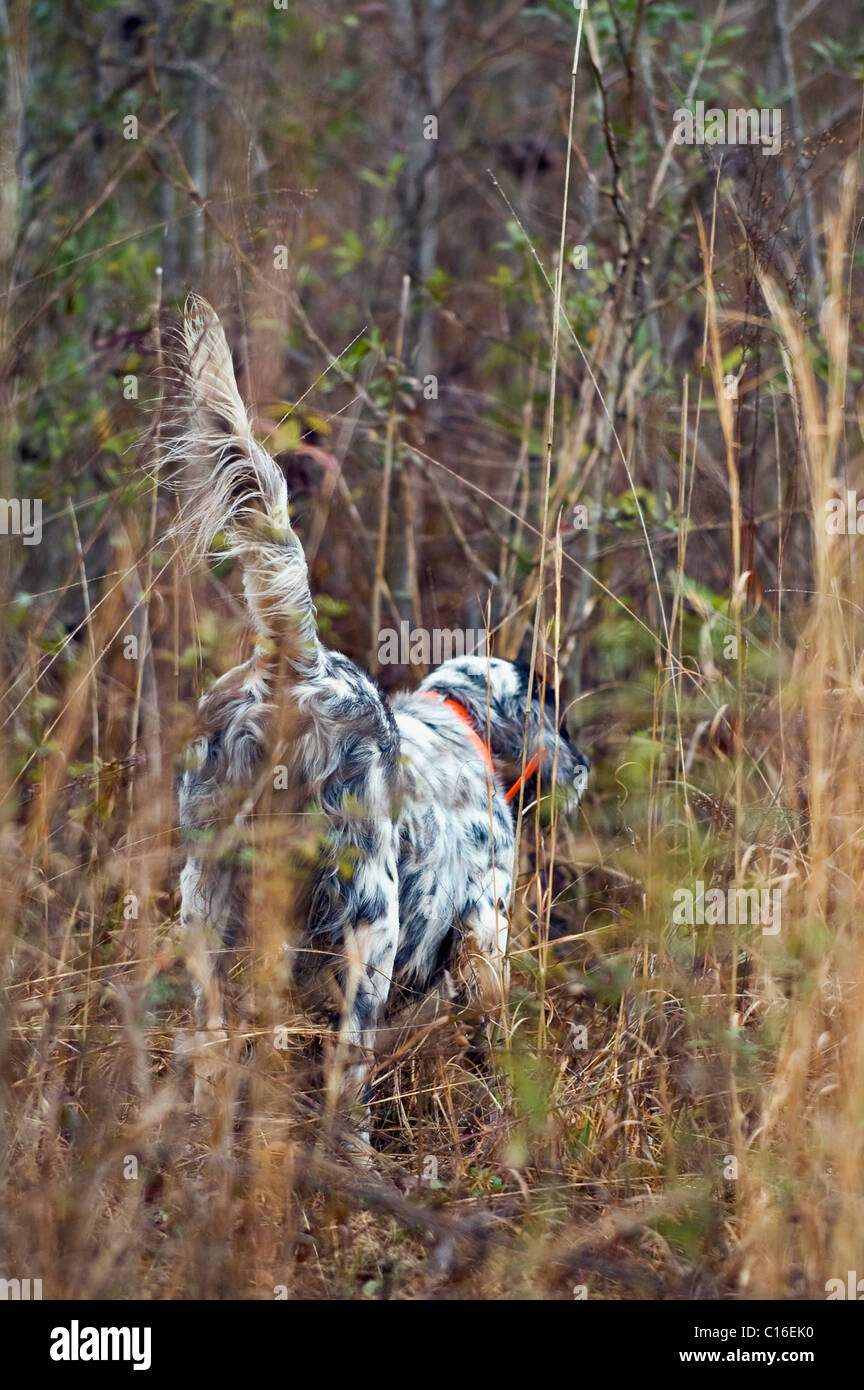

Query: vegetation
[[2, 0, 864, 1299]]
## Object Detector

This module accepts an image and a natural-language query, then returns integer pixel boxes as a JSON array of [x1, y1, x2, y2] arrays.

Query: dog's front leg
[[461, 875, 512, 1011]]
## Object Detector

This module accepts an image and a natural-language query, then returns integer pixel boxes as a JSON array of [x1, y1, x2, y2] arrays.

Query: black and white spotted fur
[[174, 298, 589, 1119]]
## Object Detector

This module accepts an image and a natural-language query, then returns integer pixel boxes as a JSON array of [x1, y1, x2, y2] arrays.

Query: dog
[[174, 297, 589, 1126]]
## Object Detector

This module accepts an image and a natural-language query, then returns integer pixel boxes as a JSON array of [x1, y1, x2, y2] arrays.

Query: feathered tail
[[175, 296, 319, 672]]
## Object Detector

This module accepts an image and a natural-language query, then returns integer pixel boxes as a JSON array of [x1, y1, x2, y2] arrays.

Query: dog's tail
[[175, 295, 320, 672]]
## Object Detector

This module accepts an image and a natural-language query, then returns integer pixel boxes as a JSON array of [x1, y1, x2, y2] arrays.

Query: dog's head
[[419, 656, 589, 808]]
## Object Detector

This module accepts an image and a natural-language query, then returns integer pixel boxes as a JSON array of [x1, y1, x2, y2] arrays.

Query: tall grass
[[2, 90, 863, 1303]]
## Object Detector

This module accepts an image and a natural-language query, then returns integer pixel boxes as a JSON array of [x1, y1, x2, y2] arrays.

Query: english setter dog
[[175, 298, 589, 1131]]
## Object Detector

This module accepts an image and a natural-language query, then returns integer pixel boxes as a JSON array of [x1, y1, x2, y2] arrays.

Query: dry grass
[[3, 3, 864, 1301], [1, 171, 862, 1301]]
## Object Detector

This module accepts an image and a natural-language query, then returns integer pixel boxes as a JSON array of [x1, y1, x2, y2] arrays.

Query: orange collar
[[504, 750, 541, 804], [419, 690, 540, 803], [420, 690, 493, 774]]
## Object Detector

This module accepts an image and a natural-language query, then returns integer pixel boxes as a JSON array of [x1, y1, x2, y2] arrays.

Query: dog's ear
[[183, 295, 253, 452]]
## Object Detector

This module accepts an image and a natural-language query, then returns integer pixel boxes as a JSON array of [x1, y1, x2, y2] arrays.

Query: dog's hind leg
[[180, 860, 232, 1115], [178, 691, 262, 1117]]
